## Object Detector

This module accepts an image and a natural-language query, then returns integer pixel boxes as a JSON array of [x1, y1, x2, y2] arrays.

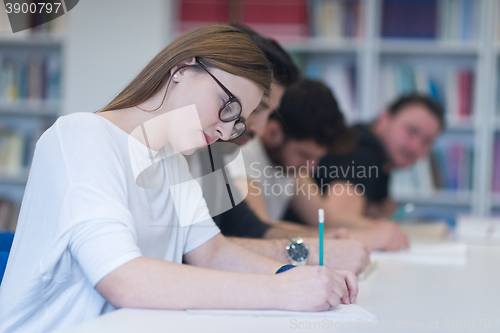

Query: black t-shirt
[[213, 200, 270, 238], [314, 124, 390, 203]]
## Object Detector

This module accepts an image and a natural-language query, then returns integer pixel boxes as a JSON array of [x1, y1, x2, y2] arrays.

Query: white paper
[[187, 304, 377, 321], [370, 243, 468, 265], [455, 215, 500, 242]]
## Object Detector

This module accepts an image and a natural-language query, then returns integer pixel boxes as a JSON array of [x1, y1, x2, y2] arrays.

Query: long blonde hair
[[100, 25, 272, 112]]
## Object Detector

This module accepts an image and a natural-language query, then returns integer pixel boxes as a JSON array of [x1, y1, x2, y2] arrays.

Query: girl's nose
[[216, 121, 236, 141]]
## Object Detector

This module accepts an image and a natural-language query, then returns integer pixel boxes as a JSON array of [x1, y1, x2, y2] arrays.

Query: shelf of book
[[173, 0, 498, 216], [0, 35, 63, 48], [0, 172, 28, 185], [0, 103, 60, 118], [0, 9, 64, 228], [284, 39, 481, 56], [393, 190, 473, 208], [378, 40, 479, 55], [284, 38, 360, 53]]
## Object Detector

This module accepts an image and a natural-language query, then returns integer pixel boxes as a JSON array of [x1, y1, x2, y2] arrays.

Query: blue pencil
[[318, 209, 324, 266]]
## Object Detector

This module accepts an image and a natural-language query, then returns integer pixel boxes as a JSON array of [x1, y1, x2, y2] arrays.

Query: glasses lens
[[220, 101, 242, 122], [229, 121, 246, 140]]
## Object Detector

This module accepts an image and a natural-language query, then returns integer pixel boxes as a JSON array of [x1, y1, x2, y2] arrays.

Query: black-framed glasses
[[196, 58, 246, 140]]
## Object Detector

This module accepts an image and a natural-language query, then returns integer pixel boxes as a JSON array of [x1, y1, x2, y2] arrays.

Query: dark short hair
[[270, 79, 351, 149], [388, 93, 445, 129], [232, 24, 300, 87]]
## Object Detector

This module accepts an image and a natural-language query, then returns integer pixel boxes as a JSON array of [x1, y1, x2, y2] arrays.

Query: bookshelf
[[175, 0, 499, 220], [0, 0, 174, 230], [287, 0, 499, 220], [0, 5, 65, 230], [1, 0, 499, 228]]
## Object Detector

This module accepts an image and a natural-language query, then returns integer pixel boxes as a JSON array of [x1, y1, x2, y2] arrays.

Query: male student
[[227, 79, 410, 251], [305, 94, 444, 221], [187, 26, 370, 274]]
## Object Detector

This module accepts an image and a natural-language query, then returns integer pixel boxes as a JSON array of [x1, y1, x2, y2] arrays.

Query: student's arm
[[235, 178, 270, 222], [95, 234, 358, 310], [365, 197, 396, 219], [288, 176, 408, 251], [233, 177, 335, 232], [264, 221, 351, 239], [216, 185, 349, 240], [236, 172, 365, 229], [289, 176, 372, 229], [226, 236, 370, 274]]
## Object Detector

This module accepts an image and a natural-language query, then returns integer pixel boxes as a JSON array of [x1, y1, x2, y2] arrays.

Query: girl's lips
[[204, 133, 214, 145]]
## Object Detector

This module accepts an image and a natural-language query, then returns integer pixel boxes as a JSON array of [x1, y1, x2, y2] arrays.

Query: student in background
[[288, 95, 443, 223], [187, 25, 370, 274], [227, 79, 410, 251], [0, 25, 358, 333]]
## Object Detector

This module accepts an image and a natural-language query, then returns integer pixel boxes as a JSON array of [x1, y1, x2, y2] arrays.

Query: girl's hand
[[273, 266, 358, 311]]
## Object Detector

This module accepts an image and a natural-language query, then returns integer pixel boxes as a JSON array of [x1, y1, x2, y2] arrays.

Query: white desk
[[59, 244, 500, 333]]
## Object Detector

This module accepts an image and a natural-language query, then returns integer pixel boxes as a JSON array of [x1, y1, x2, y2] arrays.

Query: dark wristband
[[275, 264, 296, 274]]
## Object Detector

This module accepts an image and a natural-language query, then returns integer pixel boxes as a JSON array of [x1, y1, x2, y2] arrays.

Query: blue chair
[[0, 251, 9, 285], [0, 232, 14, 252]]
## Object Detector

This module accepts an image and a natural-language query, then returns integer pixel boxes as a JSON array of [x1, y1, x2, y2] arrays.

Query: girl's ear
[[170, 57, 197, 82]]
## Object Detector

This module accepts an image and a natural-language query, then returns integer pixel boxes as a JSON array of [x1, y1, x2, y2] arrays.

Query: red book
[[242, 0, 309, 41], [179, 0, 231, 34], [457, 69, 474, 118]]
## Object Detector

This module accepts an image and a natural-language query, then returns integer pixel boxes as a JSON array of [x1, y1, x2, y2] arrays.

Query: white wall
[[63, 0, 173, 114]]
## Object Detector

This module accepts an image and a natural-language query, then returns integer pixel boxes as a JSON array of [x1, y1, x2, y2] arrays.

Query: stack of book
[[178, 0, 231, 35], [308, 0, 364, 39], [178, 0, 362, 41], [242, 0, 309, 40], [382, 0, 438, 39], [437, 0, 479, 42], [0, 127, 38, 177], [0, 54, 61, 107], [431, 138, 474, 192]]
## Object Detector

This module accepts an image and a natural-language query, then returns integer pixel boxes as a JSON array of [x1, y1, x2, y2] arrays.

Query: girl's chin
[[179, 147, 199, 155]]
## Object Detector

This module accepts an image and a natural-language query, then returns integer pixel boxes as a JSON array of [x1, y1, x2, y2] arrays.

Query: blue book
[[382, 0, 438, 39]]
